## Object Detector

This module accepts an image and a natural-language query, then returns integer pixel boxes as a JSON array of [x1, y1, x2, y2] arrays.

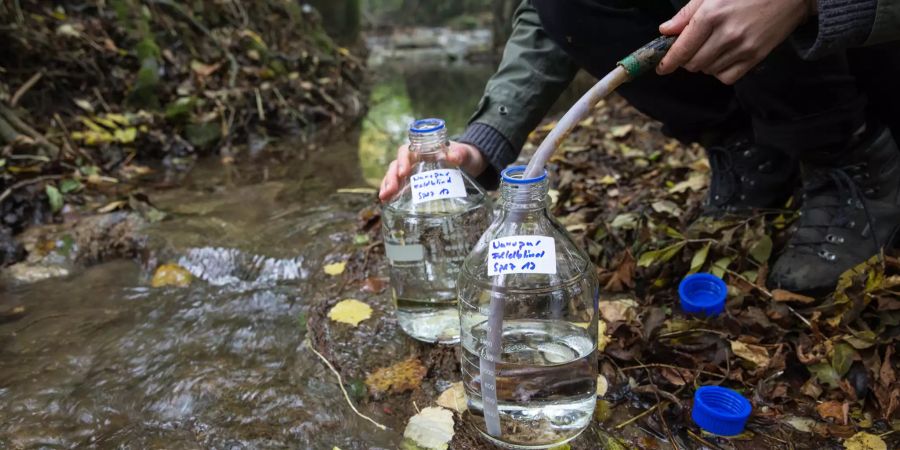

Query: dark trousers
[[532, 0, 900, 157]]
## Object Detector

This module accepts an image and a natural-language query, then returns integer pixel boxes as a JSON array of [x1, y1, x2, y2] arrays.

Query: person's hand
[[378, 141, 487, 202], [656, 0, 814, 84]]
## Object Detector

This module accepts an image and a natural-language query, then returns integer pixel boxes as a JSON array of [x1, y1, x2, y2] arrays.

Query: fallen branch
[[308, 342, 388, 431], [10, 71, 42, 107], [0, 104, 60, 157]]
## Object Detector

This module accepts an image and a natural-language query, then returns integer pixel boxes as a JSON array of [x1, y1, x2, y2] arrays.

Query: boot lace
[[789, 164, 879, 261]]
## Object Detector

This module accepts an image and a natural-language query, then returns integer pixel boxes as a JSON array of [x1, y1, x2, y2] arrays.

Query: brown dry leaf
[[600, 299, 638, 323], [772, 289, 816, 304], [365, 357, 427, 396], [816, 400, 849, 424], [436, 382, 466, 413], [730, 340, 770, 368], [151, 264, 192, 288]]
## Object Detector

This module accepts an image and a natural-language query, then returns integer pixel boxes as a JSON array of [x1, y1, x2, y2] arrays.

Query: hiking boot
[[768, 127, 900, 294], [704, 134, 799, 215]]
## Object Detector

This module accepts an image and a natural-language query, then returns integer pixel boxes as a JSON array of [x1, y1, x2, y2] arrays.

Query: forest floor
[[327, 95, 899, 449]]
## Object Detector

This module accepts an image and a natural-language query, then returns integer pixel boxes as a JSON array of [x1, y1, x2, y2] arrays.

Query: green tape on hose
[[617, 35, 676, 80]]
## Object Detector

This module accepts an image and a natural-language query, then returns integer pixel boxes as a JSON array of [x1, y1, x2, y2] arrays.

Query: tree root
[[0, 104, 59, 158]]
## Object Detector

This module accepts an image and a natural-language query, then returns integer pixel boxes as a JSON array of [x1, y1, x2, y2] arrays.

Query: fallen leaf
[[598, 174, 617, 185], [637, 242, 685, 267], [596, 375, 609, 397], [45, 185, 63, 213], [610, 124, 633, 138], [328, 299, 372, 327], [731, 340, 770, 368], [403, 407, 454, 450], [784, 415, 819, 433], [843, 432, 887, 450], [689, 242, 711, 274], [610, 213, 638, 230], [772, 289, 816, 304], [190, 60, 222, 77], [749, 234, 773, 264], [669, 172, 707, 194], [323, 261, 346, 276], [816, 400, 849, 424], [436, 382, 466, 413], [601, 299, 638, 323], [366, 357, 427, 396], [651, 200, 684, 217], [151, 264, 192, 288]]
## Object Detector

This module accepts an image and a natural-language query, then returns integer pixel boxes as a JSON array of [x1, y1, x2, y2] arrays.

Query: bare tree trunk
[[491, 0, 516, 59]]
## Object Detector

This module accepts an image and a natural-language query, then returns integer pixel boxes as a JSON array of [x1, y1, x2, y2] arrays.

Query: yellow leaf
[[105, 113, 129, 126], [596, 375, 609, 397], [365, 356, 426, 395], [576, 321, 609, 351], [114, 127, 137, 144], [436, 382, 466, 413], [328, 299, 372, 327], [337, 47, 351, 56], [323, 261, 346, 276], [403, 407, 454, 450], [97, 200, 126, 213], [151, 264, 192, 288], [93, 116, 119, 129], [599, 175, 617, 185], [843, 432, 887, 450], [730, 340, 770, 368]]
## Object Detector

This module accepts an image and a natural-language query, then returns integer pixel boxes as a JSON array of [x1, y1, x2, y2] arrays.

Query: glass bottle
[[458, 166, 598, 448], [382, 118, 491, 343]]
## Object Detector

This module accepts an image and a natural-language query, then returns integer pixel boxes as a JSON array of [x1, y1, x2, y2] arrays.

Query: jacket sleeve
[[457, 0, 579, 188], [795, 0, 900, 60]]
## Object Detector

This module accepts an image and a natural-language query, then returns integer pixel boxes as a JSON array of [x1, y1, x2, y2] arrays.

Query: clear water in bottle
[[382, 118, 490, 343], [458, 166, 599, 448]]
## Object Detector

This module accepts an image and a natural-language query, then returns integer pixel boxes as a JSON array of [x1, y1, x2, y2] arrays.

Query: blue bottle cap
[[678, 272, 727, 316], [691, 386, 752, 436]]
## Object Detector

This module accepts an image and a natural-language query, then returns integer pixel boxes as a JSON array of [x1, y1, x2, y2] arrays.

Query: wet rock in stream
[[3, 212, 148, 283]]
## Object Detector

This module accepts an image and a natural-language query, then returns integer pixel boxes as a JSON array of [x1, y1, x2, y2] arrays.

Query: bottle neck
[[499, 178, 550, 211], [409, 128, 448, 158]]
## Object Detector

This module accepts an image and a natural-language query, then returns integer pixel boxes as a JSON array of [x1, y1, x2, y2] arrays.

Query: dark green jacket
[[459, 0, 900, 188]]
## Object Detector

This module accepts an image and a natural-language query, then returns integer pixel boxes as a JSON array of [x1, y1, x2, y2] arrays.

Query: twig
[[254, 88, 265, 121], [686, 429, 725, 450], [0, 174, 63, 205], [93, 87, 111, 113], [615, 402, 660, 429], [10, 71, 42, 107], [0, 104, 59, 157], [308, 343, 388, 431], [658, 328, 731, 339], [655, 402, 680, 450]]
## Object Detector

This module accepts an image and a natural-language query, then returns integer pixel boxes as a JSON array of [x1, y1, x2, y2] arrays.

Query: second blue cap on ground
[[691, 385, 752, 436], [678, 272, 727, 316]]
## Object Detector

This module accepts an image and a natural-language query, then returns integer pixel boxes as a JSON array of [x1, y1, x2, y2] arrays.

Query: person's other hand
[[656, 0, 814, 84], [378, 141, 487, 202]]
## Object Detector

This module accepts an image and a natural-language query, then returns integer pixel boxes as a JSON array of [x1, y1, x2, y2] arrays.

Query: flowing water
[[0, 62, 493, 449]]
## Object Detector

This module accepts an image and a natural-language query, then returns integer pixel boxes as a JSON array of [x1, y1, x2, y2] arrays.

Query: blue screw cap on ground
[[691, 386, 752, 436], [678, 272, 727, 316]]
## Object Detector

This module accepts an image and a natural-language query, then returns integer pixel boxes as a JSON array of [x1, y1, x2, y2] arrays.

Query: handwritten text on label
[[487, 236, 556, 276], [410, 169, 467, 204]]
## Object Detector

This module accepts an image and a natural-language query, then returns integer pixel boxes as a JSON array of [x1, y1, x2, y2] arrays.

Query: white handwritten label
[[487, 236, 556, 276], [410, 169, 467, 204]]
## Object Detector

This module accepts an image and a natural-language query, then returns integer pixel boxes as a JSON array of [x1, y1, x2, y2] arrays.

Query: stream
[[0, 59, 494, 449]]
